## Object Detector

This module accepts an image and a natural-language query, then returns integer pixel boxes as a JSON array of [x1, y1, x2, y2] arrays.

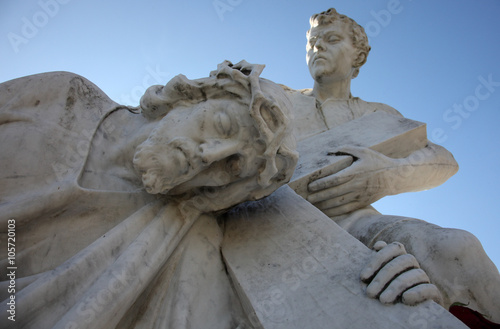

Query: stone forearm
[[385, 142, 458, 195]]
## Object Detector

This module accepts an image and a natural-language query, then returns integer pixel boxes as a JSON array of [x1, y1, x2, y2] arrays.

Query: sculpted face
[[306, 21, 358, 83], [133, 98, 264, 195], [133, 61, 298, 212]]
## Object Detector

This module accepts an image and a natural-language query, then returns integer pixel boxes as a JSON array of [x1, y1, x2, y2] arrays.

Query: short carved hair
[[307, 8, 371, 69]]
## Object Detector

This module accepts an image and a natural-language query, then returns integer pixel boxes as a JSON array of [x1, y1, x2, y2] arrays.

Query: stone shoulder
[[360, 99, 403, 117], [280, 85, 402, 116]]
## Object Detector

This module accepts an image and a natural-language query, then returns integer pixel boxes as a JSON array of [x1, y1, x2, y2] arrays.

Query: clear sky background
[[1, 0, 499, 270]]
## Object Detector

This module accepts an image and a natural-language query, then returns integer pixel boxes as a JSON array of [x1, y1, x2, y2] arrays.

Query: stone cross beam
[[221, 112, 466, 328]]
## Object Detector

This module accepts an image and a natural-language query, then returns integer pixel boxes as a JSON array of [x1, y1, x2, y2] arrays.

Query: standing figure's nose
[[314, 38, 326, 52]]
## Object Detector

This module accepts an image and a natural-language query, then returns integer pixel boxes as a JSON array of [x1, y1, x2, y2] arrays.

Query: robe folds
[[0, 72, 249, 329]]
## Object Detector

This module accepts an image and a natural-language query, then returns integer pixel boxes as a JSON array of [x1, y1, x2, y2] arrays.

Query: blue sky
[[1, 0, 499, 270]]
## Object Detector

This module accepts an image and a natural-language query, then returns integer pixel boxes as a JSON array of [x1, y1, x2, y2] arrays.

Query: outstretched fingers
[[312, 191, 357, 210], [308, 172, 354, 193], [322, 202, 364, 217]]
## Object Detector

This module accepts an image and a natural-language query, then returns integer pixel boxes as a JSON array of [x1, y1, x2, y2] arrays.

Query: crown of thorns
[[140, 60, 296, 188]]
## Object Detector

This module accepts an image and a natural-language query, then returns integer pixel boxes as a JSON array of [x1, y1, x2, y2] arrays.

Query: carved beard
[[132, 142, 168, 194], [132, 119, 203, 195]]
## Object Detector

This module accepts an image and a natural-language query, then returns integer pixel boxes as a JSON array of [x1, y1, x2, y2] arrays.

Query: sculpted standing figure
[[287, 8, 500, 322]]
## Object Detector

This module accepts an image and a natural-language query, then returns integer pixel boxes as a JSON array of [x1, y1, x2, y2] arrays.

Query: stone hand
[[231, 60, 265, 76], [307, 146, 399, 217], [361, 241, 443, 306]]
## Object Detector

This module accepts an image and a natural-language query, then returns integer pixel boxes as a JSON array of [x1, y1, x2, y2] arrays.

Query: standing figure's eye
[[215, 110, 235, 137], [326, 34, 341, 44], [308, 37, 317, 49]]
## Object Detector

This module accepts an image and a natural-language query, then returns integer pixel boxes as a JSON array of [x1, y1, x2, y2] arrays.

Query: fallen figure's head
[[133, 60, 298, 212]]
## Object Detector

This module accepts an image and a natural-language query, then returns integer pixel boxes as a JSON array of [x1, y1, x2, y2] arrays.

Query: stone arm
[[306, 140, 459, 217]]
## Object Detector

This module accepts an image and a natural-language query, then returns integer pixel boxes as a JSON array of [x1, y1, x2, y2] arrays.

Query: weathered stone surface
[[0, 62, 298, 329], [289, 111, 426, 198], [222, 186, 467, 329], [286, 7, 500, 322]]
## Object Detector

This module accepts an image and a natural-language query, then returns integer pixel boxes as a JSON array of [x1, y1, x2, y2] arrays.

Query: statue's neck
[[312, 78, 352, 104]]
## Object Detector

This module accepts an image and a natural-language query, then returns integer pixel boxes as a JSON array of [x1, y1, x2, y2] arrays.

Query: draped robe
[[0, 72, 249, 329]]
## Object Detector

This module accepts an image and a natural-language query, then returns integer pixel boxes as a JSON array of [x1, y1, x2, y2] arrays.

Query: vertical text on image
[[6, 219, 17, 322]]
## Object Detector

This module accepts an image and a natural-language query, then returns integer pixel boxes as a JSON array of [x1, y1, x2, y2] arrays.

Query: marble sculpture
[[284, 7, 500, 324], [0, 7, 499, 329]]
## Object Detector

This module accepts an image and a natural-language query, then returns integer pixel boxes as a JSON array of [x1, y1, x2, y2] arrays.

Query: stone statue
[[0, 9, 496, 326], [0, 56, 465, 328], [0, 61, 299, 328], [284, 8, 500, 323]]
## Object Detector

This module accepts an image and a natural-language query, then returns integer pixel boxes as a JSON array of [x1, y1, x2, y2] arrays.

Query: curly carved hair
[[307, 8, 371, 69], [138, 60, 298, 196]]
